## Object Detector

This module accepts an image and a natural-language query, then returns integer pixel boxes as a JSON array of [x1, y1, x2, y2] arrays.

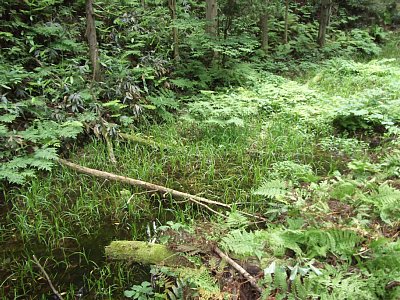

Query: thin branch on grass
[[32, 255, 65, 300], [213, 246, 264, 294], [189, 197, 227, 218], [58, 159, 266, 221], [58, 159, 231, 209]]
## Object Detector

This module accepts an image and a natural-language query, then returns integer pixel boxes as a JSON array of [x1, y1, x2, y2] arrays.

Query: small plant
[[270, 161, 318, 184], [124, 281, 163, 300]]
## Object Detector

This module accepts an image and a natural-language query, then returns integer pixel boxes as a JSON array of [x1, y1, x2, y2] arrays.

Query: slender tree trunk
[[260, 1, 269, 54], [168, 0, 180, 61], [317, 0, 332, 47], [206, 0, 218, 37], [284, 0, 289, 44], [85, 0, 101, 81]]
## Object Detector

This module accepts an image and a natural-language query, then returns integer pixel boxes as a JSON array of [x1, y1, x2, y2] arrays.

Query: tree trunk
[[86, 0, 101, 81], [168, 0, 180, 61], [284, 0, 289, 44], [317, 0, 332, 47], [206, 0, 218, 37]]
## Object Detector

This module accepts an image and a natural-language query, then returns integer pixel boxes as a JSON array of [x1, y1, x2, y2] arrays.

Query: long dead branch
[[214, 246, 264, 294], [58, 158, 231, 209]]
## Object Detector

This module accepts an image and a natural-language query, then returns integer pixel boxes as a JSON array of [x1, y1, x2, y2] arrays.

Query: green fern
[[220, 229, 265, 258], [303, 229, 362, 258], [253, 179, 289, 199], [178, 266, 220, 293], [365, 184, 400, 224], [145, 266, 220, 299], [0, 120, 83, 184], [220, 228, 302, 259]]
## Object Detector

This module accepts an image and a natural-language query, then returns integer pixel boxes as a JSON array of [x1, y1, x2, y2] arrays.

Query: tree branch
[[213, 246, 264, 294], [32, 255, 64, 300], [58, 159, 231, 209]]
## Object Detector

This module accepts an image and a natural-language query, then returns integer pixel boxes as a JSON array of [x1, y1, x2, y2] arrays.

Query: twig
[[190, 198, 227, 218], [32, 255, 65, 300], [213, 246, 264, 294], [386, 281, 400, 290], [238, 210, 267, 222]]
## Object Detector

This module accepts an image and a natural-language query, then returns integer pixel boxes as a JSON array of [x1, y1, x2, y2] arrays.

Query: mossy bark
[[105, 241, 193, 267]]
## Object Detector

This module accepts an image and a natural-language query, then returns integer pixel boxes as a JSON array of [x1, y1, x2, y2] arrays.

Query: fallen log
[[105, 241, 193, 267]]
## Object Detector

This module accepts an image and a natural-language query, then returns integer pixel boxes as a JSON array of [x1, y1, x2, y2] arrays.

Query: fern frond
[[253, 179, 289, 199], [303, 229, 362, 258], [220, 229, 264, 258], [366, 184, 400, 224], [178, 267, 219, 293]]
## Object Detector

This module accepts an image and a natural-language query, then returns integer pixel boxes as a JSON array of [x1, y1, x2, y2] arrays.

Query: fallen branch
[[58, 159, 266, 221], [213, 246, 264, 294], [32, 255, 65, 300], [105, 241, 193, 267], [386, 281, 400, 290], [58, 159, 230, 209]]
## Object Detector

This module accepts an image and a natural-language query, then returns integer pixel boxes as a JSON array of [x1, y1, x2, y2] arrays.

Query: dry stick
[[189, 198, 226, 218], [213, 246, 264, 294], [58, 159, 230, 209], [32, 255, 65, 300], [58, 159, 266, 221]]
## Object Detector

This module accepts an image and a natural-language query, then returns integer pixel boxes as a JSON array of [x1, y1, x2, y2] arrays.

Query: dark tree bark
[[206, 0, 218, 37], [317, 0, 333, 47], [168, 0, 180, 61], [284, 0, 289, 44], [86, 0, 101, 81], [260, 1, 269, 54]]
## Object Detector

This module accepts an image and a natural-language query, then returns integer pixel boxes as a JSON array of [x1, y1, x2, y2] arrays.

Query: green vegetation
[[1, 0, 400, 299]]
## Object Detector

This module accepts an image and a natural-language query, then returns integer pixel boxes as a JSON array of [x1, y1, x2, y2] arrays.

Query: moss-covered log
[[105, 241, 193, 267]]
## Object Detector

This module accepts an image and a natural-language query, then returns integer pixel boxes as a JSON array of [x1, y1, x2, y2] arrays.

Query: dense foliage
[[1, 0, 398, 184], [1, 0, 400, 299]]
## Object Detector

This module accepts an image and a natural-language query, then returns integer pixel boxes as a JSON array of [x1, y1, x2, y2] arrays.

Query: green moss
[[105, 241, 192, 267]]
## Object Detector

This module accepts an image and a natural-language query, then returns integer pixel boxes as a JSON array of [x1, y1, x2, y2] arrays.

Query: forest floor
[[1, 37, 400, 299]]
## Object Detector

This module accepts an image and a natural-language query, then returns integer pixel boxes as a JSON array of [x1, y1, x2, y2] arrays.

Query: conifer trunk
[[260, 1, 269, 54], [284, 0, 289, 44], [317, 0, 332, 47], [206, 0, 218, 37], [86, 0, 101, 81]]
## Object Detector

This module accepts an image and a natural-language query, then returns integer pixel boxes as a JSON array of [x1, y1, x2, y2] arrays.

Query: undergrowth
[[2, 34, 400, 300]]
